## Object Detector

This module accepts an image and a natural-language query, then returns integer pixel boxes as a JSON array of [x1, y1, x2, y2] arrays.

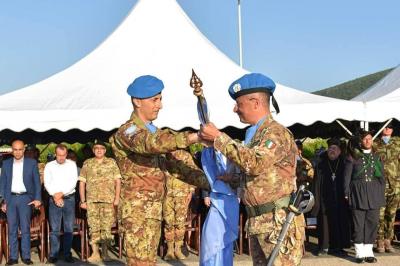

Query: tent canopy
[[352, 65, 400, 102], [0, 0, 364, 132], [351, 65, 400, 122]]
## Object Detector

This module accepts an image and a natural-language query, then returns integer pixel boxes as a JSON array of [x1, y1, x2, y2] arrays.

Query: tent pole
[[237, 0, 243, 67], [373, 118, 393, 140], [335, 120, 353, 136]]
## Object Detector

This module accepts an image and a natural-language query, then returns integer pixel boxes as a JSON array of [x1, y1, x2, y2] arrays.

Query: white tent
[[352, 65, 400, 122], [363, 88, 400, 122], [0, 0, 364, 132], [352, 65, 400, 102]]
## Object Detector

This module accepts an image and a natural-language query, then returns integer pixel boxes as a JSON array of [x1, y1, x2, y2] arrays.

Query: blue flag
[[200, 148, 239, 266]]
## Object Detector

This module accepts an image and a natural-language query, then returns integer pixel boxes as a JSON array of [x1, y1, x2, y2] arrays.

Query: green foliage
[[313, 68, 394, 100], [302, 138, 328, 159]]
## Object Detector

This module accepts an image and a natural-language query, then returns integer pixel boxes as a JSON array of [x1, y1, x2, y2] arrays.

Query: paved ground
[[2, 238, 399, 265]]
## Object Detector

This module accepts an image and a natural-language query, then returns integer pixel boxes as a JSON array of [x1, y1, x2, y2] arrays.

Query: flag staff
[[237, 0, 243, 67]]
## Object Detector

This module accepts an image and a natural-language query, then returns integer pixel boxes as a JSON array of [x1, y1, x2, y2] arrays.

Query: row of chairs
[[0, 206, 123, 264], [0, 196, 287, 263], [0, 201, 203, 264]]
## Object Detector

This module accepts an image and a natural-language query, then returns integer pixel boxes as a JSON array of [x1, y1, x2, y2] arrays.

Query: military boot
[[102, 241, 112, 261], [88, 243, 101, 263], [376, 239, 385, 253], [384, 239, 396, 253], [174, 240, 186, 260], [164, 241, 176, 261]]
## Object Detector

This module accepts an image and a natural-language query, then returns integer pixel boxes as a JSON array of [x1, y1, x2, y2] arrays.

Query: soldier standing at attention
[[199, 73, 305, 266], [295, 140, 314, 189], [78, 140, 122, 262], [109, 75, 209, 266], [374, 122, 400, 253], [163, 173, 194, 261]]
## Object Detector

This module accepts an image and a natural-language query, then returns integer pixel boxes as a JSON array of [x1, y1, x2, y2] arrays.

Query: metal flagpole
[[238, 0, 243, 67]]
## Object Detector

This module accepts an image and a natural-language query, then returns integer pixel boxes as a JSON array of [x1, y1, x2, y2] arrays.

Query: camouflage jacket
[[79, 157, 122, 203], [109, 112, 209, 203], [166, 173, 195, 198], [296, 155, 314, 187], [374, 136, 400, 192], [214, 115, 298, 234]]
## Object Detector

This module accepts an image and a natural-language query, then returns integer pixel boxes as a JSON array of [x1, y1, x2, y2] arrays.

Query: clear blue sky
[[1, 0, 399, 95]]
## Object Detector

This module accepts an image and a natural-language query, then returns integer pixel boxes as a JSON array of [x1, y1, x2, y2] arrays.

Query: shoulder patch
[[265, 139, 276, 149], [124, 125, 137, 136]]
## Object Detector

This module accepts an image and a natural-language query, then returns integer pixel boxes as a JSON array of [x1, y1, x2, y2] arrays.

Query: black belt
[[11, 192, 27, 196], [245, 196, 291, 218], [63, 193, 75, 199]]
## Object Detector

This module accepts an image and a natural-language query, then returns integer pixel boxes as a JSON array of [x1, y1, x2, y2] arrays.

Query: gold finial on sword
[[190, 69, 203, 96], [189, 69, 209, 124]]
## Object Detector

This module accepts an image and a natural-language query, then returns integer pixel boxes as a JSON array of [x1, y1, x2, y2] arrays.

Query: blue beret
[[228, 73, 276, 99], [127, 75, 164, 98]]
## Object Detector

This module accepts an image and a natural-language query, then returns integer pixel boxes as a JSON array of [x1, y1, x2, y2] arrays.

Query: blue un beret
[[228, 73, 276, 99], [127, 75, 164, 99]]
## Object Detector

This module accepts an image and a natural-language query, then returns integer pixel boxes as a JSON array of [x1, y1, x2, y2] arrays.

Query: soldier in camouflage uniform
[[109, 75, 209, 266], [200, 73, 305, 266], [163, 175, 194, 260], [79, 140, 122, 262], [295, 140, 314, 189], [374, 122, 400, 253]]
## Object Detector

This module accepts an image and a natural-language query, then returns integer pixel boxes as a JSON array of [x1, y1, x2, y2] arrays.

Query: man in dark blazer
[[0, 140, 41, 265]]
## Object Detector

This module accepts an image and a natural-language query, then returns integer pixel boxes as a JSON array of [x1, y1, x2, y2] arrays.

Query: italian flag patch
[[265, 139, 276, 149]]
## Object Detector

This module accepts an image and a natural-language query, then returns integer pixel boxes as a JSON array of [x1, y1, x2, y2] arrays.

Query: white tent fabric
[[0, 0, 364, 132], [352, 65, 400, 102], [352, 65, 400, 122], [363, 88, 400, 122]]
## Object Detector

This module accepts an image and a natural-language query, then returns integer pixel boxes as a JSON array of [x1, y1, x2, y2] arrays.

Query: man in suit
[[0, 139, 42, 265]]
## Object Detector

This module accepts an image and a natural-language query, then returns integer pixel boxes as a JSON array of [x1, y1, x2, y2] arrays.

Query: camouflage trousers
[[87, 202, 115, 245], [163, 195, 189, 242], [377, 192, 400, 240], [249, 215, 305, 266], [121, 199, 162, 266]]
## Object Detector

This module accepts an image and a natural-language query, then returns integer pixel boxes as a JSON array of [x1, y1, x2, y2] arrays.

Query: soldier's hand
[[80, 202, 87, 209], [1, 203, 6, 213], [113, 198, 120, 207], [187, 132, 200, 145], [199, 123, 222, 142], [204, 197, 211, 207]]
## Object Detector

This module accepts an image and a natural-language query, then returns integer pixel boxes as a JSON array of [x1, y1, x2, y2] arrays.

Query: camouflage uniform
[[214, 116, 305, 266], [296, 155, 314, 189], [110, 112, 209, 266], [163, 176, 194, 242], [79, 157, 122, 245], [374, 137, 400, 242]]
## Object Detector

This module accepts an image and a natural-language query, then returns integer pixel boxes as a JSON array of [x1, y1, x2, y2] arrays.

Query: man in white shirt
[[44, 144, 78, 264]]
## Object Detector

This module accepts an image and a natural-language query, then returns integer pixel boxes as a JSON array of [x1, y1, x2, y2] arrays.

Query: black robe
[[311, 152, 351, 250]]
